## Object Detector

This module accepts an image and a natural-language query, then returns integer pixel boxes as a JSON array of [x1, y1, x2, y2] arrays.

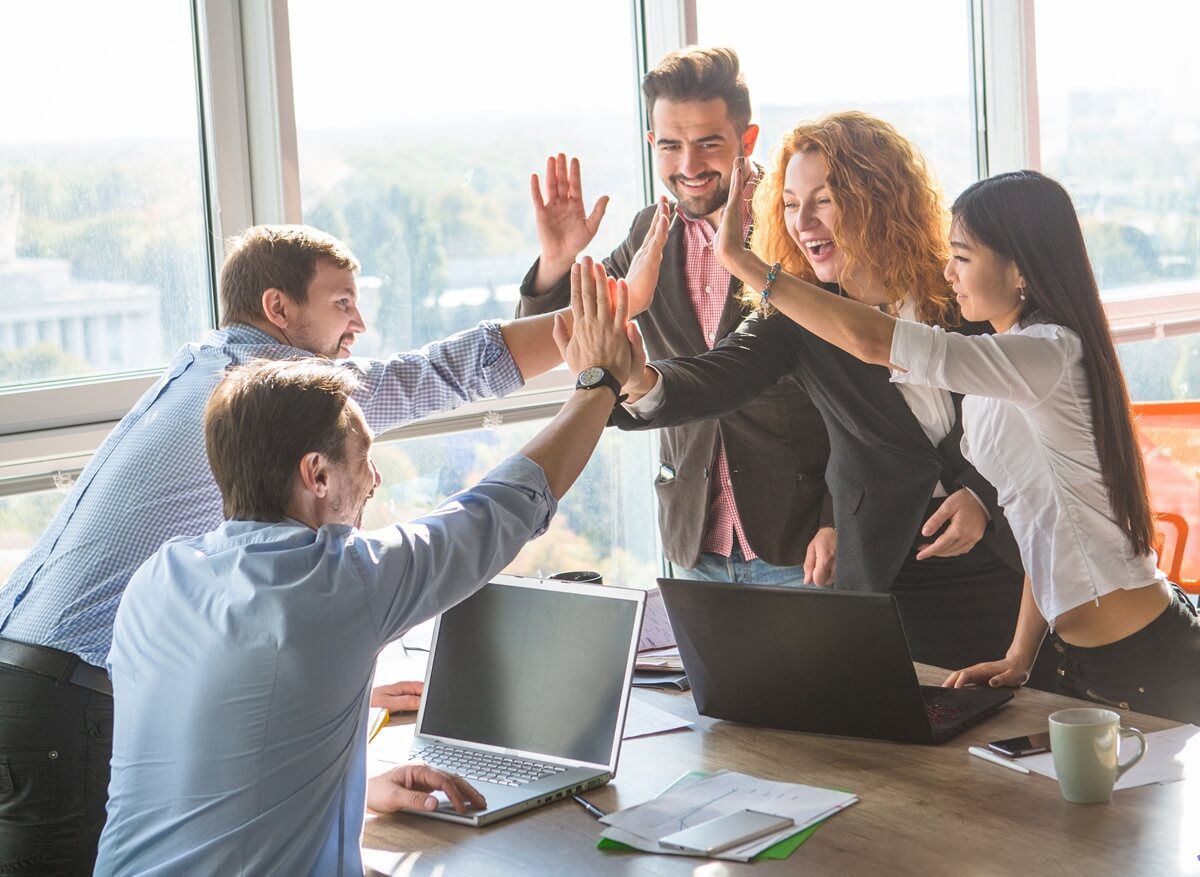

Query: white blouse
[[890, 319, 1165, 625]]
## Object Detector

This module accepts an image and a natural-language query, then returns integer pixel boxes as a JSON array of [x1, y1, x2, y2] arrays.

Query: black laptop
[[657, 578, 1012, 744]]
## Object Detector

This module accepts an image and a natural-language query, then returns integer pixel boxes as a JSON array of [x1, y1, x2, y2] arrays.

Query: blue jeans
[[672, 548, 808, 587]]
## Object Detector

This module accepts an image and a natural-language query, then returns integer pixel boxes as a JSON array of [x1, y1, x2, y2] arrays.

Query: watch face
[[578, 366, 604, 387]]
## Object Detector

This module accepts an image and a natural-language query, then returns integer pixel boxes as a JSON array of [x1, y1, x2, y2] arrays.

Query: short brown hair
[[219, 225, 360, 328], [642, 46, 751, 132], [205, 359, 360, 521]]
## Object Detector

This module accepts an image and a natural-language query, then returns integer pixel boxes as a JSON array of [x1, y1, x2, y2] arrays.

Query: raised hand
[[553, 257, 635, 387], [530, 154, 609, 292], [625, 197, 670, 316], [713, 156, 755, 279]]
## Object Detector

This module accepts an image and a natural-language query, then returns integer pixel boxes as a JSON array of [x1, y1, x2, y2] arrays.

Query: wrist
[[575, 365, 627, 401]]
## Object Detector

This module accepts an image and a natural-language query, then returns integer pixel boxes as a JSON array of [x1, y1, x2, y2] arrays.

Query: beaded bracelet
[[760, 261, 782, 306]]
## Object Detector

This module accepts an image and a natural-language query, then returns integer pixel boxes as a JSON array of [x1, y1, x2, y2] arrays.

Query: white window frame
[[3, 0, 1198, 497]]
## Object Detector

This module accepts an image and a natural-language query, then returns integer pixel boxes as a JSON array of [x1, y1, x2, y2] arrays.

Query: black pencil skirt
[[887, 498, 1029, 675]]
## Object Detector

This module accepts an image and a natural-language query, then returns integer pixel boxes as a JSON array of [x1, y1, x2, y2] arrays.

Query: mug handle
[[1115, 726, 1148, 779]]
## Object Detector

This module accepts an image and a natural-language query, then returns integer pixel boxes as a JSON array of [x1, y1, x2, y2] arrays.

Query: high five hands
[[531, 154, 668, 316], [553, 257, 646, 388]]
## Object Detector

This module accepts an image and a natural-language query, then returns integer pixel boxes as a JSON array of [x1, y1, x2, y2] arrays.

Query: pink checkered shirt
[[676, 177, 757, 560]]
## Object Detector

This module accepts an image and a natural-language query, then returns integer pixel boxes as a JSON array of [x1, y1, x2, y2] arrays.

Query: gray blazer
[[517, 203, 832, 568], [609, 302, 1024, 590]]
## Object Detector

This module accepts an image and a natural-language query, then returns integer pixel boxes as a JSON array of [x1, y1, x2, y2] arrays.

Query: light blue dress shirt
[[93, 454, 555, 876], [0, 322, 523, 667]]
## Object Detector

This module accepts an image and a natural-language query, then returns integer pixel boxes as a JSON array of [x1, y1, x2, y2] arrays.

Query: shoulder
[[1011, 321, 1082, 354]]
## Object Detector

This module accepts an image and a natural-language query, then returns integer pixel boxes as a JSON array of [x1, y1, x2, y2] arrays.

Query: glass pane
[[362, 422, 661, 589], [0, 2, 212, 389], [288, 0, 644, 356], [0, 486, 68, 583], [694, 1, 976, 198], [1120, 334, 1200, 403], [1035, 1, 1200, 298]]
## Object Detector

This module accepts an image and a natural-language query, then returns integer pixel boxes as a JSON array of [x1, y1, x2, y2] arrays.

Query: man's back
[[95, 521, 382, 876]]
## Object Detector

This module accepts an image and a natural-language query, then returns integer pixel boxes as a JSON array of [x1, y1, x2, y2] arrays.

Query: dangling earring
[[1018, 286, 1026, 302]]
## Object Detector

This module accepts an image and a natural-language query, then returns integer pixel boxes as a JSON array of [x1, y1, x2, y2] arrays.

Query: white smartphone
[[658, 809, 795, 855]]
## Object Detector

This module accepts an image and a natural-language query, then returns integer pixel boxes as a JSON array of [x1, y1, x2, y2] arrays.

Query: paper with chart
[[600, 770, 857, 861]]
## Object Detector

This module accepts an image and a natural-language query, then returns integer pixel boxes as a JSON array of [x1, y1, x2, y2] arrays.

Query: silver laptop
[[408, 573, 646, 826]]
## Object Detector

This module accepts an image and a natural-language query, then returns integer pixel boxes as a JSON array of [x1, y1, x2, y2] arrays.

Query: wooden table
[[363, 666, 1198, 876]]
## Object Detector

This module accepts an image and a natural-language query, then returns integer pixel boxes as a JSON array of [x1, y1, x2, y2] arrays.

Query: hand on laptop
[[367, 764, 487, 815], [370, 680, 424, 713], [942, 656, 1031, 690]]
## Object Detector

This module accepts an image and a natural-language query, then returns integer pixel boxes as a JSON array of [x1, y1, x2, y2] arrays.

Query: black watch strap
[[575, 366, 627, 403]]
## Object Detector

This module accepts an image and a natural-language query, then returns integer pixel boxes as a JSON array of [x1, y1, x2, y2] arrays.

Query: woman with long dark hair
[[713, 161, 1199, 722]]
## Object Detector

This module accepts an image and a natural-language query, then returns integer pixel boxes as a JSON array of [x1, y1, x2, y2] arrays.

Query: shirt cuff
[[888, 319, 941, 386], [479, 320, 526, 397], [960, 485, 992, 521], [622, 367, 665, 419]]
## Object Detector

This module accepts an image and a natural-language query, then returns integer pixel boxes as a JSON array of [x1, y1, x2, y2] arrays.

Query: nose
[[793, 200, 818, 236], [370, 458, 382, 488], [679, 146, 707, 179], [944, 256, 956, 284], [349, 304, 367, 334]]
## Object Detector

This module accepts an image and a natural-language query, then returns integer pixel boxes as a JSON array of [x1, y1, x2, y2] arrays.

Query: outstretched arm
[[714, 156, 898, 367]]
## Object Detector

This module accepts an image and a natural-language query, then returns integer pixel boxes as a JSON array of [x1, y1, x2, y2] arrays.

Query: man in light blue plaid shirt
[[0, 224, 578, 875]]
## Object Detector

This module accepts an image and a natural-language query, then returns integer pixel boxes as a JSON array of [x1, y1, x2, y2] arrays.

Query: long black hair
[[951, 170, 1153, 557]]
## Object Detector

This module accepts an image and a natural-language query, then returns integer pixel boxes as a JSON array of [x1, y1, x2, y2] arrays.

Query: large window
[[694, 1, 977, 199], [0, 1, 212, 391], [1035, 1, 1200, 301], [288, 0, 645, 355], [364, 423, 661, 588]]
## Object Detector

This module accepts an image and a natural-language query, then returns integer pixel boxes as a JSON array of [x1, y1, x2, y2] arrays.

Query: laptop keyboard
[[411, 743, 569, 787]]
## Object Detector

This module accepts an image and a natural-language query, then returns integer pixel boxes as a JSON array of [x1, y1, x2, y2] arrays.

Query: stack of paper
[[599, 770, 857, 862]]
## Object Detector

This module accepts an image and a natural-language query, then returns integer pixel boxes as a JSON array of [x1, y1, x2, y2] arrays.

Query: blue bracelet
[[760, 261, 782, 306]]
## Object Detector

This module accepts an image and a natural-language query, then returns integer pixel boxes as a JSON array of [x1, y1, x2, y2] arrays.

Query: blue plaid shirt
[[0, 322, 523, 667]]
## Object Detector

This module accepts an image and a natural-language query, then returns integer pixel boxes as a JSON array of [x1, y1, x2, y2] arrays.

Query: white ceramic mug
[[1048, 707, 1147, 804]]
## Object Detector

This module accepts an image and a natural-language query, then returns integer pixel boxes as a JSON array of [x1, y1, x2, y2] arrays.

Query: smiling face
[[944, 219, 1026, 332], [648, 98, 758, 224], [782, 149, 846, 285], [285, 260, 367, 359]]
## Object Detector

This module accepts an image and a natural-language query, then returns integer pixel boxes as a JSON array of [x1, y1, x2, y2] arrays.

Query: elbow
[[846, 334, 893, 367]]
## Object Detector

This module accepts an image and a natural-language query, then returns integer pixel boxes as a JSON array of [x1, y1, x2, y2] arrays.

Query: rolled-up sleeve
[[346, 321, 524, 430], [350, 454, 557, 640], [890, 320, 1073, 409]]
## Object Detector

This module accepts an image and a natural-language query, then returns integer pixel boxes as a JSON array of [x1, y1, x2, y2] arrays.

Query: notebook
[[657, 578, 1012, 744], [407, 574, 646, 826]]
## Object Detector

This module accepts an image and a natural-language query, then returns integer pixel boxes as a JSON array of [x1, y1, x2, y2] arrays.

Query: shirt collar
[[205, 323, 302, 350]]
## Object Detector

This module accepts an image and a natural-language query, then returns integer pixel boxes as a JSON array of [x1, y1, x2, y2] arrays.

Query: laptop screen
[[417, 578, 641, 767]]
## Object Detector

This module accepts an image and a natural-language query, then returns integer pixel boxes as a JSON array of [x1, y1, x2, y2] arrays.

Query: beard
[[667, 171, 731, 220]]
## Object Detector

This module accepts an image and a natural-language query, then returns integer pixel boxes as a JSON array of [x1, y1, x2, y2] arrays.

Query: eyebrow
[[949, 239, 973, 251], [782, 183, 829, 197], [655, 133, 728, 147]]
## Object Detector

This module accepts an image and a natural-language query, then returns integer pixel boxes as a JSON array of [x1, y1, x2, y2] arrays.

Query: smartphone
[[658, 809, 795, 855], [987, 731, 1051, 758]]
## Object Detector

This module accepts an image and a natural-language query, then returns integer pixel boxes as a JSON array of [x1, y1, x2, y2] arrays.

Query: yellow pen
[[367, 707, 390, 743]]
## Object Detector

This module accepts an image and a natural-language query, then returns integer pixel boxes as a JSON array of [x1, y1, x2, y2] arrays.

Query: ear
[[261, 288, 292, 330], [645, 129, 656, 148], [1008, 262, 1027, 295], [297, 451, 331, 498], [741, 124, 760, 158]]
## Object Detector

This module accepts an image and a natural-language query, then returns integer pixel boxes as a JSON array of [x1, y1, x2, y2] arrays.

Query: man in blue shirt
[[93, 259, 636, 875], [0, 224, 659, 875]]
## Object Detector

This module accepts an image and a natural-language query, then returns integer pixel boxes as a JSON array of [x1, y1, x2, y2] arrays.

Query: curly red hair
[[742, 111, 956, 328]]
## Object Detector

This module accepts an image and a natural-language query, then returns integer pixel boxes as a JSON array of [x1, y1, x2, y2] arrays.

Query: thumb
[[396, 789, 439, 812], [553, 312, 571, 356], [587, 195, 610, 230]]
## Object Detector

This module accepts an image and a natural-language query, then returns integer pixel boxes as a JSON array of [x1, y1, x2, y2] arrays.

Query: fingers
[[803, 540, 816, 584], [921, 503, 952, 538], [914, 527, 969, 560], [529, 173, 546, 210], [581, 258, 600, 321], [369, 680, 424, 712], [810, 551, 834, 586], [610, 277, 629, 325], [586, 195, 610, 232], [568, 156, 582, 201], [408, 766, 487, 814], [552, 312, 571, 359], [554, 153, 568, 201]]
